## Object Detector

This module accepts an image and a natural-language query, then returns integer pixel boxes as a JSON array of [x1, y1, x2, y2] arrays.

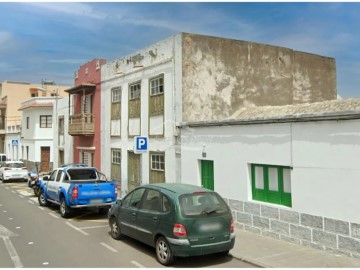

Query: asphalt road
[[0, 180, 255, 268]]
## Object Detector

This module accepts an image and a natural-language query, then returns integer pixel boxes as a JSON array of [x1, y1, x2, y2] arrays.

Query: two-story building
[[100, 32, 336, 196], [65, 59, 106, 169]]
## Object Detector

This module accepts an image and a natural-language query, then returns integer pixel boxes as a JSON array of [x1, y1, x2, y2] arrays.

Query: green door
[[201, 160, 214, 190]]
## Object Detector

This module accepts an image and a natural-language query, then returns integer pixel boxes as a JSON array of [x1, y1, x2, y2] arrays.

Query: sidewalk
[[230, 228, 360, 268]]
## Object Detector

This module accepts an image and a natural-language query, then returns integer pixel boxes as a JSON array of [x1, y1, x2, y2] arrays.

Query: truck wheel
[[38, 190, 49, 206], [60, 197, 71, 218], [156, 236, 175, 266], [109, 217, 123, 240]]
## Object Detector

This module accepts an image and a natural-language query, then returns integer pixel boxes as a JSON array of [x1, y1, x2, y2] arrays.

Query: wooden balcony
[[68, 113, 95, 136]]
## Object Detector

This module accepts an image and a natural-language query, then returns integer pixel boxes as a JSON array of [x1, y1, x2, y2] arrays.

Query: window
[[112, 149, 121, 164], [150, 76, 164, 96], [129, 83, 141, 100], [151, 153, 165, 171], [141, 189, 161, 212], [129, 188, 145, 208], [251, 164, 292, 207], [26, 117, 30, 129], [40, 115, 52, 128], [112, 87, 121, 103]]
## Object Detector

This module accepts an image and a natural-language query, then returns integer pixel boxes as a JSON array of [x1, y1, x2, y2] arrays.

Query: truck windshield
[[67, 169, 97, 180]]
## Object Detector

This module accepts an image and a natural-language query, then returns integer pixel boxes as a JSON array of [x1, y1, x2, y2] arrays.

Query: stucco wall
[[180, 118, 360, 257], [181, 33, 337, 122]]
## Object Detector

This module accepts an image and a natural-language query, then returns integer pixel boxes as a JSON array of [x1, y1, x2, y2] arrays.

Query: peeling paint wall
[[182, 33, 337, 122]]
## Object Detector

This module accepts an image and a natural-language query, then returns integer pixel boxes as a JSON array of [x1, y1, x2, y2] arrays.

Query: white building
[[179, 98, 360, 257], [100, 32, 337, 197], [19, 97, 60, 172]]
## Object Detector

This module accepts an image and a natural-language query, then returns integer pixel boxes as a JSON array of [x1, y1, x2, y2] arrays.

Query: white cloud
[[23, 2, 107, 20]]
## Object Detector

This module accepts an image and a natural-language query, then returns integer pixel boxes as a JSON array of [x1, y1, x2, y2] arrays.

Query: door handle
[[132, 212, 136, 216], [153, 217, 159, 221]]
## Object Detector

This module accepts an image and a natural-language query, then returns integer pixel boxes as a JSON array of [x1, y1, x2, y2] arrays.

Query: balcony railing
[[68, 113, 95, 136]]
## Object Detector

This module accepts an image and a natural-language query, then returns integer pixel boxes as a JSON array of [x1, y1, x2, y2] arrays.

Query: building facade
[[65, 59, 106, 169], [18, 97, 60, 172], [100, 32, 336, 196], [179, 98, 360, 258], [0, 80, 68, 160]]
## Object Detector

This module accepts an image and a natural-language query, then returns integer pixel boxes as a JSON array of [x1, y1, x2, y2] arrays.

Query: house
[[65, 59, 106, 169], [18, 97, 62, 172], [100, 32, 336, 196], [0, 80, 68, 161], [178, 98, 360, 258]]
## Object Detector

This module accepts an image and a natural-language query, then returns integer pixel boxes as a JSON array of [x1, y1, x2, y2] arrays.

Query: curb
[[230, 252, 271, 268]]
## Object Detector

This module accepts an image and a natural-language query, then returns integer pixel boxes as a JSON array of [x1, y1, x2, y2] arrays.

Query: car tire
[[60, 197, 71, 218], [38, 189, 49, 207], [38, 190, 49, 206], [156, 236, 175, 266], [109, 217, 123, 240]]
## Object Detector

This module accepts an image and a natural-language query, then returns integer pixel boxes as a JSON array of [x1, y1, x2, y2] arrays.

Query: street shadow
[[106, 231, 235, 268]]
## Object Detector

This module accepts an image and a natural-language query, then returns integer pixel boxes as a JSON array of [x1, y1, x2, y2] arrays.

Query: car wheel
[[38, 190, 49, 206], [156, 236, 175, 266], [60, 197, 71, 218], [109, 217, 123, 240]]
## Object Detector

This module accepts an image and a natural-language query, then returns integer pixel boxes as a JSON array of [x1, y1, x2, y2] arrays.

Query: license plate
[[89, 199, 104, 204], [199, 222, 222, 232]]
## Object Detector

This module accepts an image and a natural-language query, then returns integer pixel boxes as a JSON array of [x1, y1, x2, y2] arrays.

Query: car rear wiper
[[205, 208, 223, 215]]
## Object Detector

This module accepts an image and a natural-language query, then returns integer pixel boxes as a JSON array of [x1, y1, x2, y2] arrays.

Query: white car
[[0, 161, 29, 182]]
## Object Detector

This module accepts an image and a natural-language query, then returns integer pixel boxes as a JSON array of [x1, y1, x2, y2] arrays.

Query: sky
[[0, 2, 359, 99]]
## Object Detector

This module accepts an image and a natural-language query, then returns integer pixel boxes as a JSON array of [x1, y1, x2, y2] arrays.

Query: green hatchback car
[[108, 183, 235, 265]]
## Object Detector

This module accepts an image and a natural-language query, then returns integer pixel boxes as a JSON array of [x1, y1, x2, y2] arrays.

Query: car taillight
[[114, 184, 118, 197], [72, 186, 78, 199], [4, 167, 11, 171], [173, 223, 187, 237], [230, 218, 234, 232]]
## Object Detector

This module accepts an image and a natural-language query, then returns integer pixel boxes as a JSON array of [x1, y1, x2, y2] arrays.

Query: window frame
[[149, 75, 164, 96], [251, 164, 292, 207], [129, 82, 141, 100], [112, 86, 122, 103], [40, 115, 52, 128], [150, 153, 165, 172], [112, 149, 121, 165]]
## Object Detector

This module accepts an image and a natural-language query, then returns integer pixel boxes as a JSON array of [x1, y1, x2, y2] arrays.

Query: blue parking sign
[[134, 136, 148, 154]]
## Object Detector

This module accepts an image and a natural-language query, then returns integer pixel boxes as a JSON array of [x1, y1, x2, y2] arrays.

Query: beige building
[[0, 80, 69, 159]]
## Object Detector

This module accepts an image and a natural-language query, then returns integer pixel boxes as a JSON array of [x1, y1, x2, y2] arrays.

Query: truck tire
[[60, 197, 71, 218], [38, 189, 49, 207]]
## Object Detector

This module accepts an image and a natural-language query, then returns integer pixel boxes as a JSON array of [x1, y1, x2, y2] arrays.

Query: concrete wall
[[181, 33, 337, 122], [180, 118, 360, 257]]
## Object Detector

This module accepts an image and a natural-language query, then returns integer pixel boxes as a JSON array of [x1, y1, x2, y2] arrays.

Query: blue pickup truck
[[38, 165, 117, 218]]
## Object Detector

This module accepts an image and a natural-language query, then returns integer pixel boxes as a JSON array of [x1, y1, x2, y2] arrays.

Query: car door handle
[[153, 217, 158, 221], [132, 212, 136, 216]]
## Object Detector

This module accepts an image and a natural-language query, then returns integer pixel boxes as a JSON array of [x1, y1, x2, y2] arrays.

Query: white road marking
[[11, 191, 15, 193], [5, 187, 9, 189], [3, 210, 7, 213], [3, 236, 23, 268], [43, 262, 49, 265], [9, 218, 13, 220], [16, 227, 21, 229], [19, 195, 24, 199], [100, 242, 118, 253], [19, 190, 33, 196], [66, 222, 89, 236], [80, 225, 109, 230], [49, 213, 59, 219], [37, 206, 45, 211], [28, 200, 34, 204], [28, 242, 34, 245], [131, 261, 145, 268]]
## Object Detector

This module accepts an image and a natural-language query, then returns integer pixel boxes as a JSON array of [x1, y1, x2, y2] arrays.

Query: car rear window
[[67, 169, 97, 180], [179, 192, 229, 218], [7, 162, 25, 168]]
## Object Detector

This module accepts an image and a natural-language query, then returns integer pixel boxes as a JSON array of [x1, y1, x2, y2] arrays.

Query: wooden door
[[127, 151, 141, 192], [41, 147, 50, 173]]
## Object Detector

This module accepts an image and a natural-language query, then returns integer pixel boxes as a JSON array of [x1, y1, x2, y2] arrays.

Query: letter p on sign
[[134, 136, 148, 154]]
